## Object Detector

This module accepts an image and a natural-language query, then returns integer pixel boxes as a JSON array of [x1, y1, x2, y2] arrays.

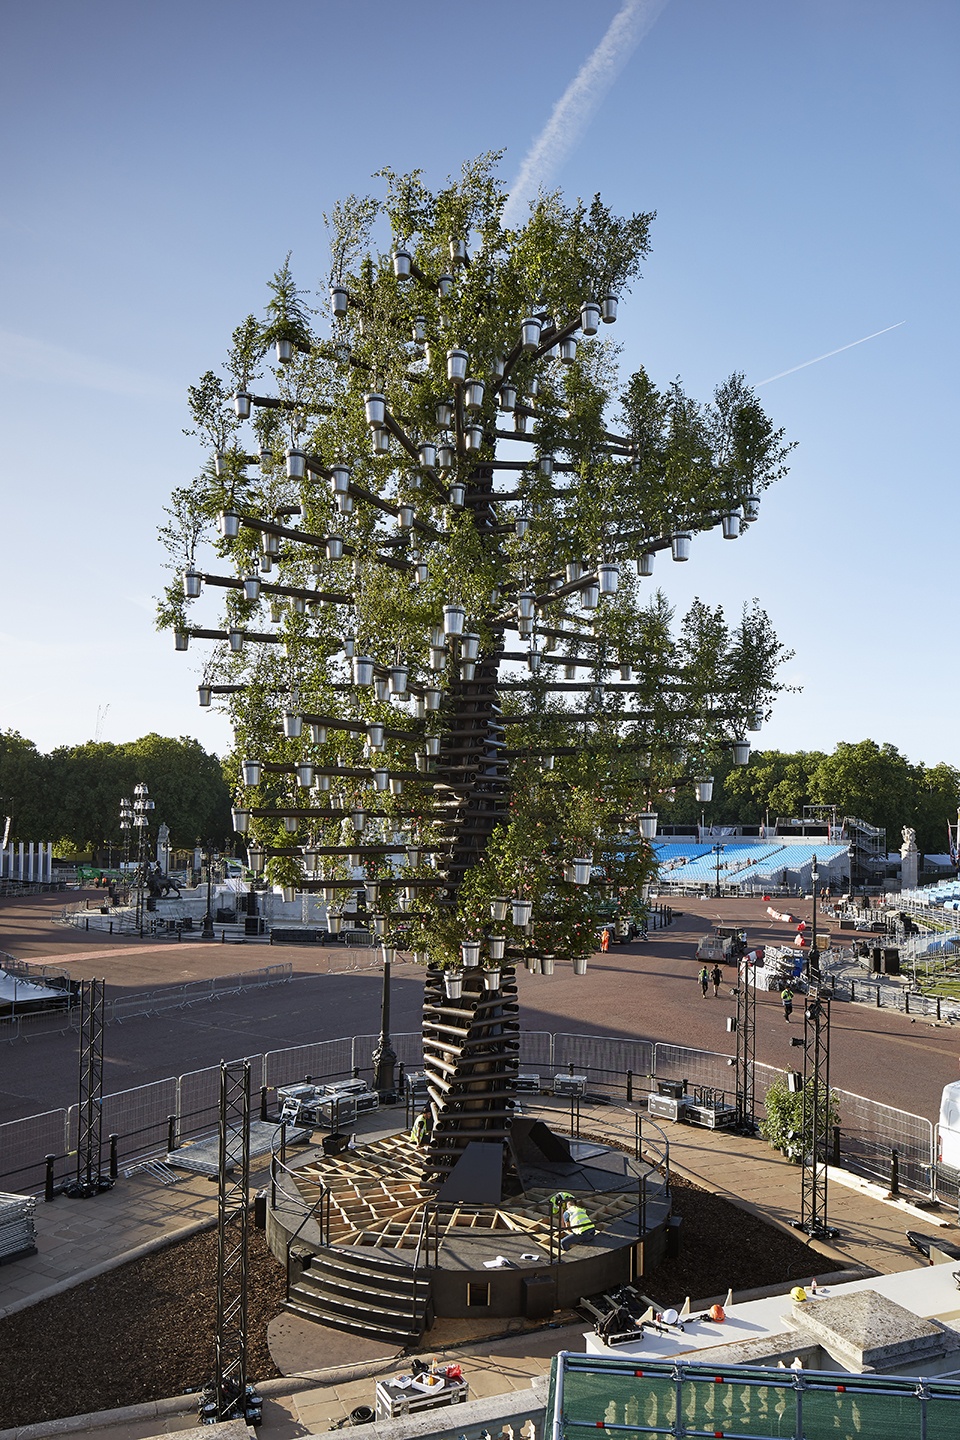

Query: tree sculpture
[[160, 155, 792, 1183]]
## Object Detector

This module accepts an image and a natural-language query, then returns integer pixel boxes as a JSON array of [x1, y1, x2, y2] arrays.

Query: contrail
[[502, 0, 669, 228], [756, 322, 905, 386]]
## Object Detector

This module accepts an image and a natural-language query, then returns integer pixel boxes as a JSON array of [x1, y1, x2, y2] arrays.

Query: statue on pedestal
[[900, 826, 919, 891]]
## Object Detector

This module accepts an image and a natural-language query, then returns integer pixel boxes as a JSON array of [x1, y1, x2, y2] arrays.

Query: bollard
[[876, 985, 881, 1007], [890, 1148, 900, 1197], [937, 996, 942, 1020], [167, 1114, 177, 1153], [109, 1133, 119, 1179], [260, 1086, 269, 1122], [44, 1154, 56, 1202], [851, 980, 856, 1002], [109, 921, 113, 934], [832, 1125, 841, 1167], [397, 1062, 406, 1095], [626, 1068, 633, 1103], [905, 992, 910, 1015]]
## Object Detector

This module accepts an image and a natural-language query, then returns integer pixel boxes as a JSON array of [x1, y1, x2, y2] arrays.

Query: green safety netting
[[548, 1355, 960, 1440]]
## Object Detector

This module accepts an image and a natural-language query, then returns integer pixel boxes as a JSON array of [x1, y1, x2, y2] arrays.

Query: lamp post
[[119, 797, 132, 886], [201, 839, 215, 940], [713, 843, 724, 900], [372, 940, 397, 1100], [132, 783, 154, 936], [809, 853, 820, 980]]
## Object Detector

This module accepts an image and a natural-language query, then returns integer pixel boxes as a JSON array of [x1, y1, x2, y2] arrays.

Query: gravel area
[[0, 1177, 821, 1430]]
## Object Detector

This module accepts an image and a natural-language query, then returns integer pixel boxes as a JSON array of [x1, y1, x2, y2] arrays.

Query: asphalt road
[[1, 893, 956, 1128]]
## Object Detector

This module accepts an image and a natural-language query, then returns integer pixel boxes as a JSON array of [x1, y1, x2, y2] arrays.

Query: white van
[[937, 1081, 960, 1170]]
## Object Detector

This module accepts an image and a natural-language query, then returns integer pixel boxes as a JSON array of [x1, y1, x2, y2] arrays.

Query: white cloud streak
[[756, 322, 906, 386], [502, 0, 669, 228], [0, 329, 177, 400]]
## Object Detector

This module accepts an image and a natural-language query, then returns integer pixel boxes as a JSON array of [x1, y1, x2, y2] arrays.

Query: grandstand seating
[[652, 839, 848, 890]]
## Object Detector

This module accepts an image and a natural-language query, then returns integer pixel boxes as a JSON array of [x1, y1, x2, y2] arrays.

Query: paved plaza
[[1, 892, 958, 1437]]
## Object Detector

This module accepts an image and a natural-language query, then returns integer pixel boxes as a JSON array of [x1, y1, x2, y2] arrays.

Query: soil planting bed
[[0, 1178, 826, 1430]]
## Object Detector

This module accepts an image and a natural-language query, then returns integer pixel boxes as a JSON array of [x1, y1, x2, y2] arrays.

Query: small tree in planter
[[761, 1075, 840, 1162]]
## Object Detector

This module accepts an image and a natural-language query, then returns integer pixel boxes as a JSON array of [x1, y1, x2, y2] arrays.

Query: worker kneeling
[[410, 1107, 431, 1146], [560, 1198, 596, 1251]]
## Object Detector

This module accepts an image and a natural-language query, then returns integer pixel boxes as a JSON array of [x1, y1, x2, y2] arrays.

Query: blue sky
[[2, 1, 957, 766]]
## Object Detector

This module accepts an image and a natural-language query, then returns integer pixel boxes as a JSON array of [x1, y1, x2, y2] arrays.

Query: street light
[[372, 938, 397, 1100], [809, 853, 820, 980], [201, 839, 216, 940], [712, 842, 724, 900], [119, 797, 133, 881], [132, 783, 154, 936]]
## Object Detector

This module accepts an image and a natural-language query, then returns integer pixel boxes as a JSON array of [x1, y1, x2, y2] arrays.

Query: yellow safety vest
[[565, 1204, 594, 1235], [411, 1114, 429, 1144]]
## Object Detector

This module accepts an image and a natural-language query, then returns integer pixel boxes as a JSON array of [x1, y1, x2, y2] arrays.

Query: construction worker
[[410, 1107, 431, 1146], [781, 986, 794, 1022], [698, 965, 710, 998], [560, 1197, 596, 1250]]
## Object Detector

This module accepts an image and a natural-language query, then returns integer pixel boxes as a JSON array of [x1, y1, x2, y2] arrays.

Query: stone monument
[[900, 825, 919, 892]]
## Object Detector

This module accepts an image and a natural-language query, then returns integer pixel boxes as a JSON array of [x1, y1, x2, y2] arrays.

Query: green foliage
[[158, 154, 796, 964], [761, 1075, 840, 1161], [669, 740, 959, 854], [0, 733, 231, 852], [809, 740, 916, 846]]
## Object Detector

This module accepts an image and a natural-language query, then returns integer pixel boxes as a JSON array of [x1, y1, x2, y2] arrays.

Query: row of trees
[[667, 738, 960, 855], [0, 731, 232, 855], [2, 727, 955, 862]]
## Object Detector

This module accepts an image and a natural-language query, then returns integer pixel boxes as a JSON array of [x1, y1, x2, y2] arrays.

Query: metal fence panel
[[834, 1088, 934, 1196], [263, 1038, 354, 1088], [934, 1140, 958, 1206], [518, 1030, 554, 1069], [176, 1055, 263, 1144], [100, 1079, 178, 1164], [754, 1060, 787, 1116], [554, 1034, 655, 1096], [654, 1042, 736, 1097], [0, 1109, 68, 1194], [351, 1031, 423, 1079]]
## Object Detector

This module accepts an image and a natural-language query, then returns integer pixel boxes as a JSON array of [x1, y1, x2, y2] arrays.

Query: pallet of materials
[[167, 1119, 309, 1175], [0, 1191, 38, 1264]]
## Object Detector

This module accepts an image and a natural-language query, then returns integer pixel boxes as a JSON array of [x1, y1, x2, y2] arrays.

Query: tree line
[[1, 730, 956, 864], [0, 731, 232, 855], [668, 739, 960, 856]]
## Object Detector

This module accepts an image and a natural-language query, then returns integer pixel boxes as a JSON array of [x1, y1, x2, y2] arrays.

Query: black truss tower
[[66, 979, 111, 1198], [213, 1059, 251, 1421], [734, 956, 757, 1132], [799, 982, 834, 1238]]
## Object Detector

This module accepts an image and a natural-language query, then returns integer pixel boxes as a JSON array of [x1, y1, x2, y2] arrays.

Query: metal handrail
[[410, 1200, 433, 1333], [285, 1184, 330, 1298]]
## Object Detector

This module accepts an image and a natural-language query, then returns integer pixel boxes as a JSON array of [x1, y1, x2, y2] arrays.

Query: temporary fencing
[[0, 1026, 941, 1205]]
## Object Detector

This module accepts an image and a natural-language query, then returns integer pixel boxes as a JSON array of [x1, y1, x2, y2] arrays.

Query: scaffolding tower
[[734, 953, 757, 1133], [798, 981, 836, 1238], [211, 1059, 258, 1425], [64, 979, 111, 1198]]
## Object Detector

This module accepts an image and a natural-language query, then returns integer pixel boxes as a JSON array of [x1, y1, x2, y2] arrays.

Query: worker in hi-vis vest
[[560, 1198, 596, 1250], [410, 1107, 431, 1145]]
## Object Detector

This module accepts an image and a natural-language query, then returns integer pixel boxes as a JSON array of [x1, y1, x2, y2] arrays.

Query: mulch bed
[[0, 1180, 826, 1430]]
